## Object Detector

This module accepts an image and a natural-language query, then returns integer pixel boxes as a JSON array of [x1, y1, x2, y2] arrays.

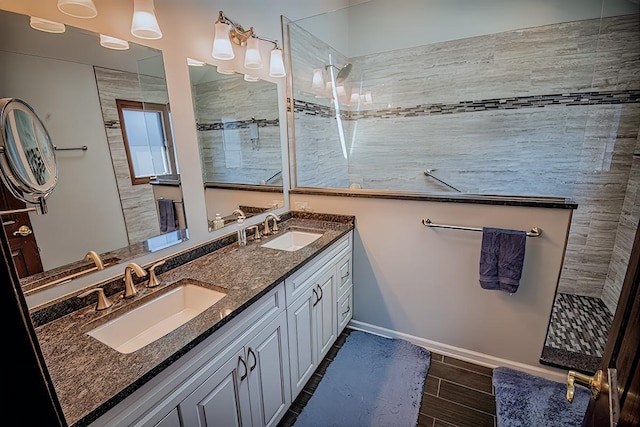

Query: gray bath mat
[[293, 330, 431, 427], [493, 367, 591, 426]]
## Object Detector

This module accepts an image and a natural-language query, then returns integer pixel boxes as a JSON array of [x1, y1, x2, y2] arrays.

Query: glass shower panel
[[285, 0, 630, 198]]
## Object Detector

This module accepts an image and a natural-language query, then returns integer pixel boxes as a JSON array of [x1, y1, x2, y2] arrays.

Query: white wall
[[0, 50, 128, 270], [292, 193, 572, 376], [297, 0, 640, 57]]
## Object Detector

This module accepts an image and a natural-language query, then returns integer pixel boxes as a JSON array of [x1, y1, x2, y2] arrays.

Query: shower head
[[336, 63, 352, 83], [326, 63, 352, 84]]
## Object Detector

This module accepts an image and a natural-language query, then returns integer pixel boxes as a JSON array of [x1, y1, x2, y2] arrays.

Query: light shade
[[312, 69, 325, 91], [30, 17, 66, 33], [100, 35, 130, 50], [217, 66, 235, 75], [244, 37, 262, 69], [269, 48, 286, 77], [187, 58, 205, 66], [350, 92, 360, 105], [131, 0, 162, 40], [244, 74, 260, 82], [57, 0, 97, 18], [212, 22, 234, 60]]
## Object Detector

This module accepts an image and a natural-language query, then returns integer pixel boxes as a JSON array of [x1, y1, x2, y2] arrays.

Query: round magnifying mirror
[[0, 98, 57, 213]]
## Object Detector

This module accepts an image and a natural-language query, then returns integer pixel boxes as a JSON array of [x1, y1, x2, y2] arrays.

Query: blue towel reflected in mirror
[[479, 227, 527, 293], [158, 198, 177, 233]]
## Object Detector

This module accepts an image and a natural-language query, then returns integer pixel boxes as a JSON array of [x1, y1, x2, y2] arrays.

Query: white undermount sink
[[261, 230, 323, 251], [87, 284, 226, 354]]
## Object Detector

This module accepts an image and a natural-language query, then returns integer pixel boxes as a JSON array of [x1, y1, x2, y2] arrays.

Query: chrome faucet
[[85, 250, 104, 270], [123, 262, 147, 298], [263, 213, 281, 236]]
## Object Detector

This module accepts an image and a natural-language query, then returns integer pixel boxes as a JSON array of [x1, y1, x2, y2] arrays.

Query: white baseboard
[[347, 320, 568, 383]]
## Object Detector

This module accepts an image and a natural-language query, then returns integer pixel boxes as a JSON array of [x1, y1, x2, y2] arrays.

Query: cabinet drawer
[[336, 250, 352, 299], [285, 233, 351, 305], [337, 286, 353, 334]]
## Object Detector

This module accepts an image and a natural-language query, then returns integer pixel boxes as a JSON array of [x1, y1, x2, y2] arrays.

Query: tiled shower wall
[[94, 67, 167, 244], [289, 14, 640, 311], [191, 76, 282, 185]]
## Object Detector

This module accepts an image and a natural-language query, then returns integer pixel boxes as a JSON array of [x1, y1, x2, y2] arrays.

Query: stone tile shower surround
[[288, 14, 640, 313], [191, 77, 282, 185]]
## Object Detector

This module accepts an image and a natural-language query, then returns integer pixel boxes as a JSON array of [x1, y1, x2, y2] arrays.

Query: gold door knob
[[13, 225, 33, 237], [567, 370, 603, 402]]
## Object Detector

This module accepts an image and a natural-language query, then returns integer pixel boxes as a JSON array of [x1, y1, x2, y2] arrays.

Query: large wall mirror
[[0, 9, 188, 297], [188, 63, 284, 229]]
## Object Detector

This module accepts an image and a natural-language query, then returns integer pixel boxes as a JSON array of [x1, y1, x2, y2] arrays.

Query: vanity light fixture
[[100, 35, 130, 50], [57, 0, 97, 19], [211, 11, 286, 78], [244, 74, 260, 82], [30, 17, 66, 33], [131, 0, 163, 40]]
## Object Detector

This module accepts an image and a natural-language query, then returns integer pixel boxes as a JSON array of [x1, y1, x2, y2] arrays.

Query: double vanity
[[32, 212, 355, 427]]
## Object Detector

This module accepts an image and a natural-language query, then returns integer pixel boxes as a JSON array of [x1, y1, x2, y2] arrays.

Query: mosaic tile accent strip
[[544, 293, 613, 357], [197, 118, 279, 132], [293, 89, 640, 121]]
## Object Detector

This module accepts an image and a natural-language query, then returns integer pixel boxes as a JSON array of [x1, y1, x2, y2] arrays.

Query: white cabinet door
[[179, 347, 252, 427], [246, 311, 291, 427], [314, 266, 337, 360], [154, 408, 181, 427], [287, 286, 316, 399]]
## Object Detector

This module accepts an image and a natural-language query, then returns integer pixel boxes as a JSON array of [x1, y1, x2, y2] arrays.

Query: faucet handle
[[78, 287, 113, 311], [147, 261, 166, 288], [246, 225, 261, 240]]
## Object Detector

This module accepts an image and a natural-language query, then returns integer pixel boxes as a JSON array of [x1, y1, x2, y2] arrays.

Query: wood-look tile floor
[[278, 328, 497, 427]]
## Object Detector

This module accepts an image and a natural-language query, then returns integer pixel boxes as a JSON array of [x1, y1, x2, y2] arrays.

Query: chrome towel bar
[[422, 218, 542, 237]]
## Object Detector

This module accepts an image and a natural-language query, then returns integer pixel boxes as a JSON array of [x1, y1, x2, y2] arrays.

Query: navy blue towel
[[158, 198, 177, 233], [479, 227, 527, 293]]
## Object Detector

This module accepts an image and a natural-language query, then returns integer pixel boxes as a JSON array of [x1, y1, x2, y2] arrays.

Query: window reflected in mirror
[[116, 100, 177, 185]]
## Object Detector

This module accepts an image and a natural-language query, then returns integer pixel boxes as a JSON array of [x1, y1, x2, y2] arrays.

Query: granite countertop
[[34, 215, 354, 426]]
